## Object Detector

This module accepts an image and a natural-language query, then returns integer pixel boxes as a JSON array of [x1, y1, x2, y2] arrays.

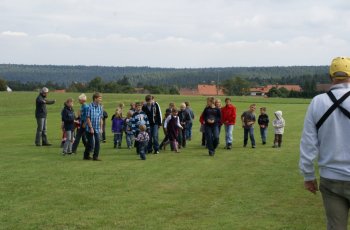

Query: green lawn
[[0, 92, 328, 229]]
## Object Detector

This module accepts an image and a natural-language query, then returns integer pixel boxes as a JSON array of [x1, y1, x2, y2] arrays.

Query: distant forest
[[0, 64, 331, 88]]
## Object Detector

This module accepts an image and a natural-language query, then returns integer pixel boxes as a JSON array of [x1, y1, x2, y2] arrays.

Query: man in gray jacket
[[300, 57, 350, 230], [35, 87, 56, 146]]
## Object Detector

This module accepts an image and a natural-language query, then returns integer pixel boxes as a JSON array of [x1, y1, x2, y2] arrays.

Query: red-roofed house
[[179, 88, 199, 96], [197, 84, 225, 96], [180, 84, 225, 96], [250, 84, 302, 96]]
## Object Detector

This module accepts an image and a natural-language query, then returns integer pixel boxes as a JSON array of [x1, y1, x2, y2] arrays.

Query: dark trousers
[[84, 131, 100, 159], [72, 127, 87, 152], [274, 134, 283, 147], [205, 125, 219, 154], [201, 132, 206, 146], [136, 141, 147, 160], [114, 133, 122, 147], [244, 127, 256, 147], [101, 120, 106, 141], [320, 177, 350, 230], [178, 127, 186, 148]]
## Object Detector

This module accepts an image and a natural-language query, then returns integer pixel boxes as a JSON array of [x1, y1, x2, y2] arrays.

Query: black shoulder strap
[[316, 90, 350, 130]]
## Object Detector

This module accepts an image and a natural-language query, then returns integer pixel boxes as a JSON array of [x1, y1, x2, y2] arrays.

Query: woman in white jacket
[[272, 110, 285, 148]]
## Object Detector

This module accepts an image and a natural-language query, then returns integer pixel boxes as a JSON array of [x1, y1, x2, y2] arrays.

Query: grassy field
[[0, 92, 329, 229]]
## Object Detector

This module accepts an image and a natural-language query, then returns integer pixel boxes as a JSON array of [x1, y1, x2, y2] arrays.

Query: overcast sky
[[1, 0, 350, 67]]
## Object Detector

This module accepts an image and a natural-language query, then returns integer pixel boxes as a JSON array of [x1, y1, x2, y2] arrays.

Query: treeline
[[220, 74, 330, 97], [2, 76, 179, 95], [0, 64, 329, 87]]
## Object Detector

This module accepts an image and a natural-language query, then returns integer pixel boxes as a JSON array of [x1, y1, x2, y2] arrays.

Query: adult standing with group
[[83, 92, 104, 161], [142, 95, 162, 154], [300, 57, 350, 230], [35, 87, 56, 146]]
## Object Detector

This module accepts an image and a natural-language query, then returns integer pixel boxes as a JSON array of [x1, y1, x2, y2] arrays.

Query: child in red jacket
[[221, 98, 237, 149]]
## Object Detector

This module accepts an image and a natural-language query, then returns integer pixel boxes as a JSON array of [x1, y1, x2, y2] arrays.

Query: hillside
[[0, 64, 329, 87]]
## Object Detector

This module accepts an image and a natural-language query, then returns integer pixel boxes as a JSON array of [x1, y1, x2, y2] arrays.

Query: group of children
[[198, 97, 286, 156], [59, 94, 285, 159], [241, 104, 286, 148], [108, 100, 194, 159]]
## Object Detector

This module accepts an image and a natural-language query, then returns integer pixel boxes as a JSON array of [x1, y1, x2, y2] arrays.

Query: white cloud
[[0, 0, 350, 67], [1, 31, 28, 37]]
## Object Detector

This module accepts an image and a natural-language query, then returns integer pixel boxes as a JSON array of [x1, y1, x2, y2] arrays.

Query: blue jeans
[[114, 133, 122, 147], [185, 122, 193, 140], [205, 125, 220, 154], [244, 127, 255, 147], [224, 125, 234, 146], [84, 131, 100, 159], [126, 133, 134, 148], [260, 127, 267, 143], [138, 141, 148, 160], [148, 125, 159, 152]]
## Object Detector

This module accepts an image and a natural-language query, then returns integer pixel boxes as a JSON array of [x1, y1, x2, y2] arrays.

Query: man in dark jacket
[[142, 95, 162, 154], [35, 87, 56, 146]]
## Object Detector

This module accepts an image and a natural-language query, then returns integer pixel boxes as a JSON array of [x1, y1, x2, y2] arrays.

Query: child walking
[[178, 103, 191, 148], [134, 124, 149, 160], [258, 107, 269, 145], [241, 104, 257, 148], [164, 109, 183, 153], [111, 110, 124, 149], [61, 98, 76, 155], [124, 110, 134, 149], [203, 97, 221, 156], [272, 110, 285, 148], [131, 102, 150, 155], [159, 108, 172, 150]]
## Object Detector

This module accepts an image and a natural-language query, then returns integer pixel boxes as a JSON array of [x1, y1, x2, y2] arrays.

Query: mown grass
[[0, 92, 329, 229]]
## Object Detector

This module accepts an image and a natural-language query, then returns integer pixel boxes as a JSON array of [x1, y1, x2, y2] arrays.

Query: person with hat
[[35, 87, 56, 146], [300, 57, 350, 229]]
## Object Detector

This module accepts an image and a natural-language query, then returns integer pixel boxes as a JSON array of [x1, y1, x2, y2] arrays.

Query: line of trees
[[0, 76, 180, 95]]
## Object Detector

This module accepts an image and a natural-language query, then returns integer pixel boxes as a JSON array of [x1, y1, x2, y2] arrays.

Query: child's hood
[[274, 111, 283, 120]]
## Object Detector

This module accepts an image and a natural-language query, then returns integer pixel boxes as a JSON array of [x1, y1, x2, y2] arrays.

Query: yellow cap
[[330, 57, 350, 79]]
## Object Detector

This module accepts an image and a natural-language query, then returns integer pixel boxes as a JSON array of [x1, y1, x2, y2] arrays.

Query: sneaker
[[42, 143, 52, 146], [83, 157, 92, 160], [262, 142, 266, 145], [228, 145, 232, 150], [252, 146, 256, 148], [154, 151, 159, 154], [93, 158, 102, 161]]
